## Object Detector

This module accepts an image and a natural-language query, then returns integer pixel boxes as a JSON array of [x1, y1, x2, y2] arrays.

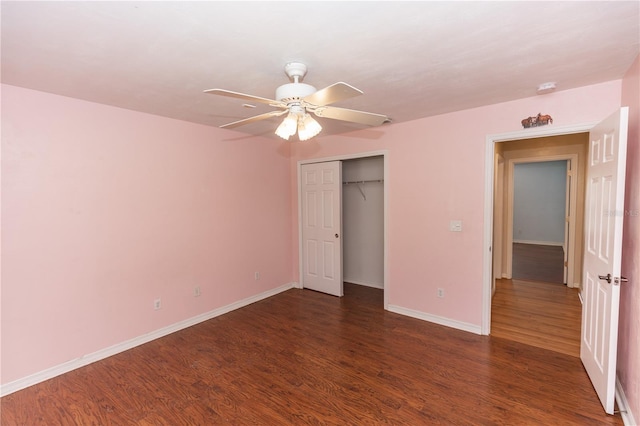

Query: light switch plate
[[450, 220, 463, 232]]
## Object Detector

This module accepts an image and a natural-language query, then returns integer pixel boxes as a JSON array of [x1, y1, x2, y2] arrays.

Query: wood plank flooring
[[491, 278, 582, 357], [1, 283, 621, 425], [512, 243, 565, 284]]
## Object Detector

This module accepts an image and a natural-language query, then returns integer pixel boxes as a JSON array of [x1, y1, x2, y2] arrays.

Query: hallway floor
[[512, 243, 565, 284]]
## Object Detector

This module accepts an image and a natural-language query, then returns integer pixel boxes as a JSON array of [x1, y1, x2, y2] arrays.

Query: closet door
[[300, 161, 343, 297]]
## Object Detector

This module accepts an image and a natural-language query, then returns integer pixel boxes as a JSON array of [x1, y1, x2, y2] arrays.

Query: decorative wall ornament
[[521, 113, 553, 128]]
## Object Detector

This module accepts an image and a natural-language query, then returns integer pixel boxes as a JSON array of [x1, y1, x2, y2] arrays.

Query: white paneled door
[[301, 161, 343, 297], [581, 107, 629, 415]]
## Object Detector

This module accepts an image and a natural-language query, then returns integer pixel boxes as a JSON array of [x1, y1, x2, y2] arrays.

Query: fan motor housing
[[276, 83, 317, 103]]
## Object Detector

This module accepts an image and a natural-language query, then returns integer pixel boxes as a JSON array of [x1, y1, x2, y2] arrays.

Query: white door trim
[[297, 150, 390, 309], [482, 123, 596, 335], [505, 154, 578, 287]]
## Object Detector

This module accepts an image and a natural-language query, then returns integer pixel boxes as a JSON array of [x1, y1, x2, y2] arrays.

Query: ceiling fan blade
[[303, 82, 363, 106], [313, 106, 390, 126], [220, 110, 287, 129], [204, 89, 284, 107]]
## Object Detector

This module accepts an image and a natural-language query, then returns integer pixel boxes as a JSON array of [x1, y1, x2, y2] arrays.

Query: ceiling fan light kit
[[205, 62, 390, 141], [298, 114, 323, 141], [275, 112, 300, 140]]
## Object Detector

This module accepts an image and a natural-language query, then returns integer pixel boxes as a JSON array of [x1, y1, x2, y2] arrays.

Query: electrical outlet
[[154, 298, 162, 310], [255, 271, 260, 280], [194, 286, 201, 297], [437, 288, 445, 298]]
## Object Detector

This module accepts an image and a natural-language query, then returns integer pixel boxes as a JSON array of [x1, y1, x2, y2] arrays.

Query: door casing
[[504, 154, 578, 287], [483, 123, 596, 334]]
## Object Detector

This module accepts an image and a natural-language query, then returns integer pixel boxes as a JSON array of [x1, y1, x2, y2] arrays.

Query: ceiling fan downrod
[[284, 62, 308, 83]]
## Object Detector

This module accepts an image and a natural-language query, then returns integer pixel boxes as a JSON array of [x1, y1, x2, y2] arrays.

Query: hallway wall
[[513, 161, 567, 245]]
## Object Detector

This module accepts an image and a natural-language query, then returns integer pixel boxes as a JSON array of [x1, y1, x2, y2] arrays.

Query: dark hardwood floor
[[512, 243, 565, 284], [1, 283, 622, 425], [491, 278, 582, 357], [497, 242, 580, 357]]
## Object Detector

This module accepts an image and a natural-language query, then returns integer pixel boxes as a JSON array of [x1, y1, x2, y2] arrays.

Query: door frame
[[505, 154, 578, 287], [482, 123, 596, 335], [492, 153, 505, 296], [297, 150, 389, 309]]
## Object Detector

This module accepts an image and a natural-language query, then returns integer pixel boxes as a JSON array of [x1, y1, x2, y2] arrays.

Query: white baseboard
[[616, 376, 638, 426], [344, 279, 384, 289], [387, 305, 482, 335], [513, 239, 564, 247], [0, 282, 295, 397]]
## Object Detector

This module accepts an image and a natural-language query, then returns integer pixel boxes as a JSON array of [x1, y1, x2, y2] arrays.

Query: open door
[[581, 107, 629, 414], [301, 161, 343, 297]]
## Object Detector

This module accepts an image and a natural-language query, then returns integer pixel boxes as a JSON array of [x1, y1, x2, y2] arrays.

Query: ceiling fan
[[204, 62, 391, 141]]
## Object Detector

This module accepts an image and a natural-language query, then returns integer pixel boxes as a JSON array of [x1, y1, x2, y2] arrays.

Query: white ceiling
[[2, 1, 639, 139]]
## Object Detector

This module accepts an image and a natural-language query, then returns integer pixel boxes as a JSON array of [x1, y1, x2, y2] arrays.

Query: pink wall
[[619, 55, 640, 420], [1, 85, 293, 385], [291, 80, 623, 326], [2, 73, 635, 402]]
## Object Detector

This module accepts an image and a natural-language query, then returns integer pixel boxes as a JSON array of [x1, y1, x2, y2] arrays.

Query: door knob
[[598, 273, 612, 284], [335, 233, 339, 238]]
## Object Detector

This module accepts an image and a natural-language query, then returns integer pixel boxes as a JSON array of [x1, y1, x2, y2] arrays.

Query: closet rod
[[342, 179, 384, 185]]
